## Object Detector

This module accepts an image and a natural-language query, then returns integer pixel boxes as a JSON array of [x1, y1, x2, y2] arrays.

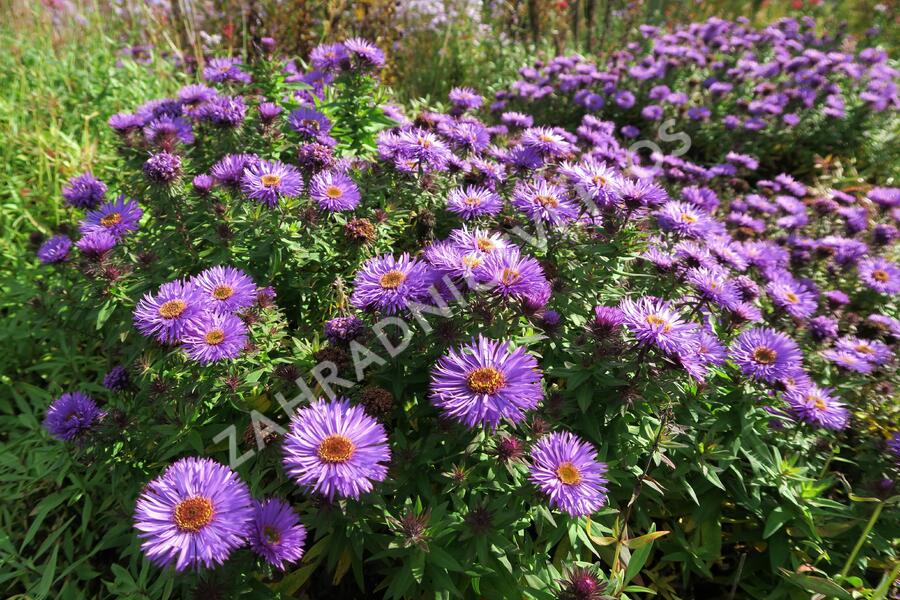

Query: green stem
[[839, 502, 883, 578]]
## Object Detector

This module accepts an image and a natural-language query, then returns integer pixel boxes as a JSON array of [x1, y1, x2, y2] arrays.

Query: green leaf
[[763, 506, 791, 538]]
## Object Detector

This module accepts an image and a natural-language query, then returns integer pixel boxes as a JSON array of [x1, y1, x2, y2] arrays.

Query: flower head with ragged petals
[[143, 152, 183, 184], [310, 43, 350, 72], [858, 257, 900, 295], [181, 312, 248, 364], [619, 296, 696, 355], [447, 185, 503, 220], [203, 57, 252, 84], [529, 431, 608, 517], [655, 201, 716, 238], [79, 196, 143, 240], [310, 170, 361, 212], [133, 279, 208, 344], [512, 178, 579, 226], [211, 153, 260, 187], [784, 384, 849, 430], [240, 160, 303, 207], [248, 498, 307, 571], [143, 115, 194, 150], [821, 349, 875, 374], [133, 457, 254, 571], [76, 230, 117, 257], [288, 107, 332, 138], [474, 246, 548, 301], [834, 336, 893, 366], [561, 160, 623, 210], [449, 227, 510, 255], [37, 235, 72, 264], [350, 253, 434, 314], [195, 94, 247, 128], [190, 265, 257, 314], [448, 86, 484, 111], [766, 277, 818, 319], [520, 127, 576, 157], [344, 38, 385, 71], [282, 398, 390, 500], [62, 173, 107, 209], [729, 327, 803, 384], [44, 391, 104, 441], [394, 128, 453, 172], [430, 335, 543, 429], [685, 267, 740, 309], [424, 240, 485, 283]]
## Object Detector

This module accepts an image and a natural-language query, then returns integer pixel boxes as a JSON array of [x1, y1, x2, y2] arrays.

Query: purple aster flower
[[44, 391, 103, 441], [655, 201, 715, 238], [310, 170, 361, 212], [133, 279, 207, 344], [449, 87, 484, 111], [350, 253, 434, 314], [520, 127, 575, 157], [561, 161, 622, 210], [324, 316, 365, 345], [288, 107, 332, 138], [449, 227, 510, 255], [858, 257, 900, 295], [108, 112, 142, 134], [211, 153, 260, 187], [143, 115, 194, 150], [808, 316, 839, 342], [103, 365, 130, 391], [258, 102, 283, 124], [868, 186, 900, 209], [766, 277, 818, 319], [834, 336, 893, 365], [590, 306, 624, 337], [430, 335, 543, 429], [619, 296, 695, 355], [178, 84, 216, 109], [474, 246, 548, 301], [785, 385, 849, 430], [80, 196, 142, 240], [512, 178, 579, 225], [193, 174, 214, 195], [282, 398, 390, 500], [447, 185, 503, 220], [133, 457, 254, 571], [181, 312, 248, 364], [37, 234, 72, 264], [143, 152, 182, 184], [62, 173, 107, 209], [729, 328, 803, 384], [685, 267, 740, 309], [310, 43, 350, 72], [190, 265, 257, 314], [393, 129, 453, 172], [529, 431, 608, 517], [195, 94, 247, 128], [203, 57, 252, 84], [888, 432, 900, 462], [248, 498, 307, 571], [821, 349, 875, 374], [76, 230, 117, 257], [824, 290, 850, 309], [344, 38, 385, 71], [558, 566, 606, 600], [501, 111, 533, 128], [240, 160, 303, 207]]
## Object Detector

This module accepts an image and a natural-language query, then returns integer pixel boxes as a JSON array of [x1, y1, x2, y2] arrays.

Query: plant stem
[[839, 501, 884, 578]]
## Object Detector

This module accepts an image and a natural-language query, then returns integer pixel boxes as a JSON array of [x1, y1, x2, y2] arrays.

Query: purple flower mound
[[102, 365, 130, 391], [133, 279, 208, 344], [37, 235, 72, 264], [729, 327, 803, 384], [529, 431, 608, 517], [430, 335, 544, 429], [446, 185, 503, 220], [248, 498, 307, 570], [190, 265, 257, 314], [133, 457, 254, 571], [310, 170, 361, 212], [143, 152, 182, 184], [324, 316, 365, 344], [784, 385, 849, 430], [43, 391, 104, 441], [62, 173, 107, 209], [80, 196, 143, 240], [181, 312, 248, 364], [282, 398, 390, 500], [240, 160, 303, 207]]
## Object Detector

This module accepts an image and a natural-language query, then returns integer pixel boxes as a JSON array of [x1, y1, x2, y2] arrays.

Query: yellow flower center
[[462, 254, 483, 268], [592, 175, 607, 186], [317, 434, 356, 463], [645, 314, 672, 332], [212, 285, 234, 300], [854, 344, 873, 354], [379, 269, 407, 289], [158, 299, 187, 319], [500, 268, 521, 286], [872, 269, 889, 282], [535, 195, 559, 208], [753, 347, 777, 365], [204, 329, 226, 345], [681, 213, 697, 223], [810, 395, 827, 411], [260, 174, 282, 188], [463, 196, 481, 206], [325, 185, 343, 199], [466, 367, 506, 394], [101, 213, 122, 227], [174, 496, 215, 533], [556, 462, 582, 485], [476, 237, 496, 252], [785, 292, 799, 303]]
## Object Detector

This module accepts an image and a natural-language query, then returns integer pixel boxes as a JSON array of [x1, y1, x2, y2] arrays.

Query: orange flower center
[[476, 237, 497, 252], [872, 269, 889, 282], [535, 194, 559, 208], [379, 269, 407, 289], [681, 213, 697, 223], [317, 434, 356, 463], [174, 496, 214, 533], [204, 329, 225, 345], [854, 344, 873, 354], [645, 314, 672, 332], [556, 462, 582, 485], [462, 254, 483, 268], [261, 174, 282, 188], [212, 285, 234, 300], [101, 213, 122, 227], [466, 367, 506, 394], [158, 299, 187, 319], [592, 175, 607, 186], [753, 347, 777, 365], [463, 196, 481, 206], [325, 185, 343, 199], [785, 292, 799, 303], [500, 268, 521, 286], [810, 395, 827, 411]]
